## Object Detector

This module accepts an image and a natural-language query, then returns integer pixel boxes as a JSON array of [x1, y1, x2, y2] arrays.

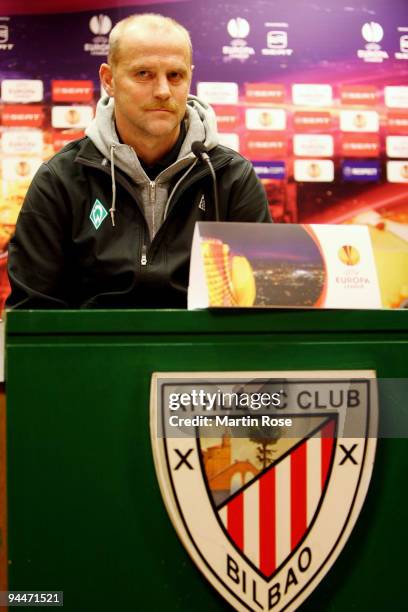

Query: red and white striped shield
[[216, 418, 336, 579], [151, 371, 378, 612]]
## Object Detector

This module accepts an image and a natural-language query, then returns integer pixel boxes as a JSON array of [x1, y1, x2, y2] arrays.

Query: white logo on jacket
[[90, 198, 108, 229], [198, 195, 206, 211]]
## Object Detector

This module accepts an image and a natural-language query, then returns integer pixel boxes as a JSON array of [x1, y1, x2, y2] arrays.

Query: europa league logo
[[338, 245, 360, 266], [307, 162, 321, 179]]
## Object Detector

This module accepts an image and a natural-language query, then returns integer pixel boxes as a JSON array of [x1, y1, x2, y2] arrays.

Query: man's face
[[100, 25, 192, 144]]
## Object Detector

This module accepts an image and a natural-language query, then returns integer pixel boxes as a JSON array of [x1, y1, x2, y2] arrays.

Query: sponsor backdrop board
[[0, 0, 407, 311]]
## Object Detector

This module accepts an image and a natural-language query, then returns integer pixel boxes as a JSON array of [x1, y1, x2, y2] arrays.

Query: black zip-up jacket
[[7, 137, 271, 309]]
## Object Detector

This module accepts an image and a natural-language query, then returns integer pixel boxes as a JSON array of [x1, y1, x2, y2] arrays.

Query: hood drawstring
[[109, 144, 116, 227]]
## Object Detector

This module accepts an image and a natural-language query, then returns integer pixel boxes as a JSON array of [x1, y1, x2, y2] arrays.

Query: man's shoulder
[[45, 136, 101, 172], [210, 144, 252, 169]]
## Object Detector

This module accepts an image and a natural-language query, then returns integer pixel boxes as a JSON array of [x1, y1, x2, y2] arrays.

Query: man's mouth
[[146, 108, 174, 112]]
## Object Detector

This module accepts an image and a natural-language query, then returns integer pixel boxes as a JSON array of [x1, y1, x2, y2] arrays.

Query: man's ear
[[99, 63, 114, 97]]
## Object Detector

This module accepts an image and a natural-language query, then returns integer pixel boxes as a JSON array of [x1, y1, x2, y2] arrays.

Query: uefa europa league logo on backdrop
[[89, 14, 112, 36]]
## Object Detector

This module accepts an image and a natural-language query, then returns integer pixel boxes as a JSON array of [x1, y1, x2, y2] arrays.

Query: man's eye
[[135, 71, 151, 79], [169, 72, 183, 82]]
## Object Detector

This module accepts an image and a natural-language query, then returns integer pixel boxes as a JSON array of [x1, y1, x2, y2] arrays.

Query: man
[[7, 13, 271, 309]]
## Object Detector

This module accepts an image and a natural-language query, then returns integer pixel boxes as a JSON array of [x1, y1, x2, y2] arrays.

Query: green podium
[[5, 309, 408, 611]]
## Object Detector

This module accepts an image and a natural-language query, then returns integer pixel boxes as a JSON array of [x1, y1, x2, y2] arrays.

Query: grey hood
[[85, 95, 219, 235]]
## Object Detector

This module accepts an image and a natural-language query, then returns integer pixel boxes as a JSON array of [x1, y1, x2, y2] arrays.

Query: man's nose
[[153, 75, 171, 99]]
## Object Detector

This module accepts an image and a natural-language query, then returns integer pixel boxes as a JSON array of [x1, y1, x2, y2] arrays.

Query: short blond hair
[[108, 13, 193, 67]]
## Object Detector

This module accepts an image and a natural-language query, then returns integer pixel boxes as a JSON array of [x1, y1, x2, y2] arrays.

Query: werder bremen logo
[[90, 198, 108, 230]]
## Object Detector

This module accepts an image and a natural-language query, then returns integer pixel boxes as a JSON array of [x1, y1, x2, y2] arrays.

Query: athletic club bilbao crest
[[150, 371, 378, 611]]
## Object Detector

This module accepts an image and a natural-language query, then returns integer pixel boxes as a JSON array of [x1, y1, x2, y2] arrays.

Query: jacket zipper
[[141, 244, 147, 266], [150, 180, 156, 236], [143, 181, 157, 266]]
